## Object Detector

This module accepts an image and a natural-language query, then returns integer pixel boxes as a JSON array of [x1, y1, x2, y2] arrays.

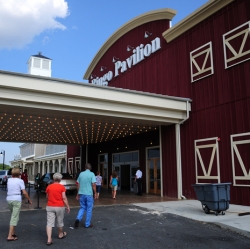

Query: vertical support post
[[159, 125, 163, 197], [175, 124, 182, 199]]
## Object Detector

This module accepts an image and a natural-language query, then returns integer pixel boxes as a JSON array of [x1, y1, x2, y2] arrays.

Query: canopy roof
[[0, 70, 191, 145]]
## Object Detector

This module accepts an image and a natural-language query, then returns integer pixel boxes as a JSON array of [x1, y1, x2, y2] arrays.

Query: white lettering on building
[[91, 37, 161, 86]]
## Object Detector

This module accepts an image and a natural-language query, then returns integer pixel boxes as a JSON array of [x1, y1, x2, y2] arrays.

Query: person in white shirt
[[6, 167, 32, 241], [134, 167, 142, 196], [95, 171, 103, 199]]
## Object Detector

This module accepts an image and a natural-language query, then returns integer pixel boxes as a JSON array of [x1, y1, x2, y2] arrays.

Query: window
[[148, 148, 160, 158], [223, 21, 250, 69], [190, 42, 214, 82], [113, 152, 138, 162], [33, 58, 41, 68], [194, 137, 220, 183], [230, 132, 250, 187], [45, 145, 66, 155], [99, 154, 108, 162], [42, 59, 50, 70]]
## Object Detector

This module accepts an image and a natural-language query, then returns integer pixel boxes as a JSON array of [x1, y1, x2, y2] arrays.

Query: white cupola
[[27, 52, 52, 77]]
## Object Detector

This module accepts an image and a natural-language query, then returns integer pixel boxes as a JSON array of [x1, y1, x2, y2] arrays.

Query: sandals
[[58, 231, 67, 239], [46, 231, 66, 245], [7, 237, 18, 241]]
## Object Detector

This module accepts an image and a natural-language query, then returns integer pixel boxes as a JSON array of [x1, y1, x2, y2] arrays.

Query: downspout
[[176, 101, 190, 200]]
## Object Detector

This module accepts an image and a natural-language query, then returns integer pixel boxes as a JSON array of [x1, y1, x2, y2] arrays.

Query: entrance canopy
[[0, 70, 191, 145]]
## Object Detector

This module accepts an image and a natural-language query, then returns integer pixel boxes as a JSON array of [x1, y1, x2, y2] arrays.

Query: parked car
[[0, 169, 12, 185], [34, 173, 77, 193]]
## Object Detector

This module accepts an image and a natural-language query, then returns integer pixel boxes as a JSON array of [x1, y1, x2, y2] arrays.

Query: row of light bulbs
[[0, 113, 158, 144]]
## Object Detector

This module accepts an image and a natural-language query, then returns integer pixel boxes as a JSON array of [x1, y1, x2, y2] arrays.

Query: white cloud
[[0, 0, 69, 50]]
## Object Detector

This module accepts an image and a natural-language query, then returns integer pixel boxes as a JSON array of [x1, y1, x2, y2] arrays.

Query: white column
[[175, 124, 183, 200], [42, 161, 45, 175], [52, 160, 56, 172], [22, 162, 26, 172], [32, 162, 35, 182], [58, 158, 62, 173], [159, 125, 163, 197], [47, 160, 50, 173], [38, 161, 41, 174]]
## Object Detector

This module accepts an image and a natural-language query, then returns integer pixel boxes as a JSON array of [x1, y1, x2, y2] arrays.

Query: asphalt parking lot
[[0, 205, 250, 249]]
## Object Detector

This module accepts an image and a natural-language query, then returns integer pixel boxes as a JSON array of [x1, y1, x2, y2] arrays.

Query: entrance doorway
[[98, 154, 108, 188], [112, 151, 139, 192], [147, 147, 161, 195], [99, 163, 108, 188], [148, 158, 161, 194], [121, 164, 130, 191], [113, 163, 138, 191]]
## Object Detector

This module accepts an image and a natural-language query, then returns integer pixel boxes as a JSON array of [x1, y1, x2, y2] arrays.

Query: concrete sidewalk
[[134, 200, 250, 238]]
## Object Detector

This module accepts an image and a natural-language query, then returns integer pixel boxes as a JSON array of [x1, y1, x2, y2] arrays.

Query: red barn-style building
[[68, 0, 250, 206]]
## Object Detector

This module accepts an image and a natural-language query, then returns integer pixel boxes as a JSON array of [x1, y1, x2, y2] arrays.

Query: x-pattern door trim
[[223, 21, 250, 68], [231, 132, 250, 187], [194, 137, 220, 183], [75, 156, 80, 173], [190, 42, 214, 82], [67, 158, 73, 174]]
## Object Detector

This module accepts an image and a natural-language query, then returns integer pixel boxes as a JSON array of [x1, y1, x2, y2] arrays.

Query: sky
[[0, 0, 208, 164]]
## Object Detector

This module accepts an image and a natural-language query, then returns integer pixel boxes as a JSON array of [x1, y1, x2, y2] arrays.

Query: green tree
[[0, 164, 10, 170]]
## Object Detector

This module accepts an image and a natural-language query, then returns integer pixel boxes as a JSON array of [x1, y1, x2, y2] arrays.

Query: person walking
[[95, 171, 103, 199], [75, 168, 81, 180], [6, 167, 32, 241], [110, 170, 119, 199], [74, 163, 96, 229], [21, 169, 28, 188], [45, 173, 70, 245], [134, 167, 142, 196]]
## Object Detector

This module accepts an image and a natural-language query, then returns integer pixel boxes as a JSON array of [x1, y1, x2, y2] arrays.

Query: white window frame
[[194, 137, 220, 183], [223, 21, 250, 69], [67, 157, 73, 175], [231, 132, 250, 187], [75, 156, 80, 172], [190, 42, 214, 83]]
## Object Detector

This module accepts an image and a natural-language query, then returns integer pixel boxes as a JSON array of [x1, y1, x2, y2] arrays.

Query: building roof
[[163, 0, 234, 42], [31, 52, 52, 60]]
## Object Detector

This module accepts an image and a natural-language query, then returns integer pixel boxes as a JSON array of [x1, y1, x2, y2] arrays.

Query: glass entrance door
[[99, 163, 108, 188], [130, 164, 138, 191], [148, 158, 161, 194]]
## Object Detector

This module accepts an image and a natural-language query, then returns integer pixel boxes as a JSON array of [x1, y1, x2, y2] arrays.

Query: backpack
[[111, 177, 118, 186]]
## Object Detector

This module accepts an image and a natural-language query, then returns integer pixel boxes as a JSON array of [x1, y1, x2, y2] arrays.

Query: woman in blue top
[[110, 170, 119, 199]]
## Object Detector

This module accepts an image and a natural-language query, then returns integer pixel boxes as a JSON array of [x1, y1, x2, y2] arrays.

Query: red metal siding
[[90, 19, 170, 93], [67, 145, 80, 161], [87, 0, 250, 205], [161, 125, 177, 197]]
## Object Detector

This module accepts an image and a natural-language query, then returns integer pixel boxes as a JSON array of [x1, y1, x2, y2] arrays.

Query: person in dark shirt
[[21, 169, 28, 188]]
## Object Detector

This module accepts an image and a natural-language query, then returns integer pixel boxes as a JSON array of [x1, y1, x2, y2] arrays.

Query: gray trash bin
[[191, 183, 231, 216]]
